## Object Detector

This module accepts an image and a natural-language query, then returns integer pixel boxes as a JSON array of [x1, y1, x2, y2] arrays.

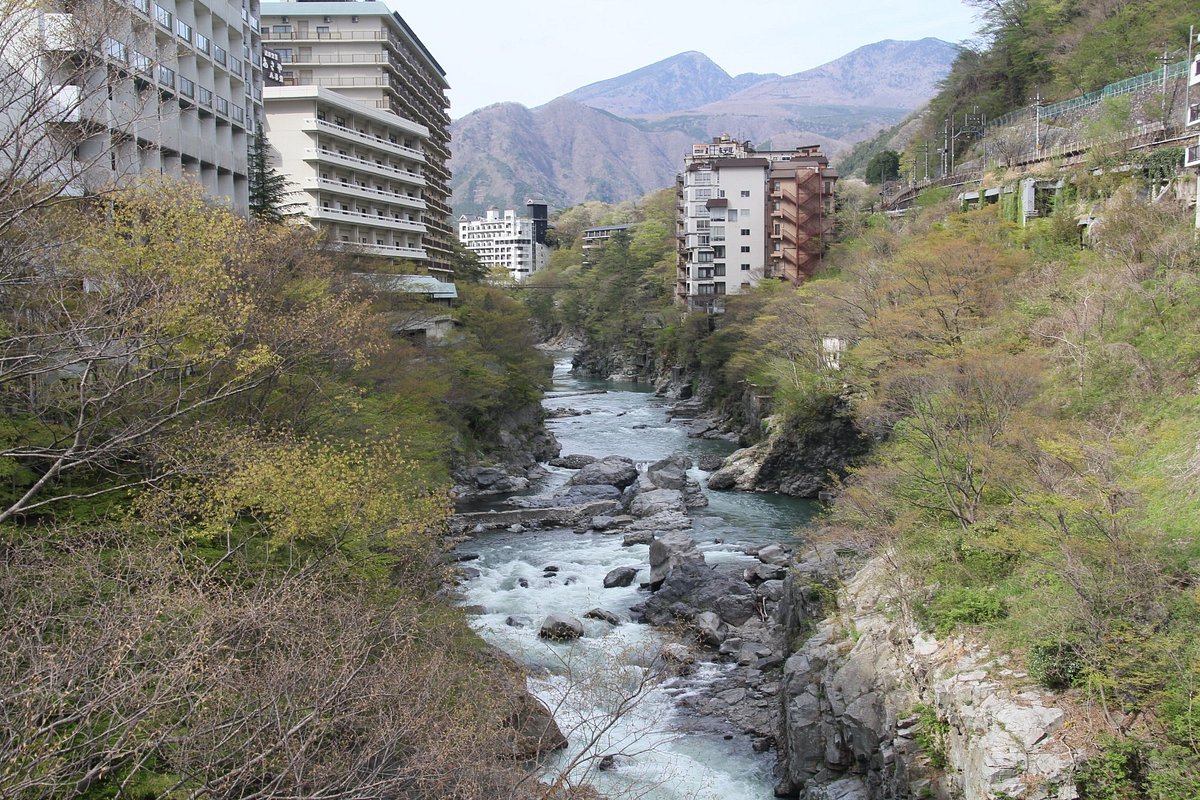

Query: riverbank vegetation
[[0, 180, 560, 798], [535, 165, 1200, 794]]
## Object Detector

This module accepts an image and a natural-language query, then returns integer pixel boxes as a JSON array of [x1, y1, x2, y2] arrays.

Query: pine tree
[[247, 127, 297, 223]]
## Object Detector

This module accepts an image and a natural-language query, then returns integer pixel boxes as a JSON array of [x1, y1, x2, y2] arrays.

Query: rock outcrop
[[707, 399, 870, 498], [776, 557, 1077, 800]]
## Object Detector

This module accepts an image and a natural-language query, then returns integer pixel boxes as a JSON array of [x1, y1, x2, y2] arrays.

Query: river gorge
[[457, 356, 815, 798]]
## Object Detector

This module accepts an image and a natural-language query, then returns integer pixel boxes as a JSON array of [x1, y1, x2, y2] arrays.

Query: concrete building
[[457, 205, 549, 282], [259, 1, 453, 272], [264, 85, 431, 261], [581, 223, 633, 265], [5, 0, 264, 213], [676, 136, 837, 312]]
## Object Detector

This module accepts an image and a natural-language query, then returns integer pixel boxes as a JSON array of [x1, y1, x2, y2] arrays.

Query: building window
[[740, 263, 750, 271], [740, 246, 750, 253], [213, 45, 227, 65], [194, 32, 210, 54], [713, 264, 726, 276], [740, 228, 750, 236], [740, 190, 751, 197], [153, 4, 171, 28], [714, 282, 726, 294], [271, 24, 292, 33], [175, 18, 191, 41]]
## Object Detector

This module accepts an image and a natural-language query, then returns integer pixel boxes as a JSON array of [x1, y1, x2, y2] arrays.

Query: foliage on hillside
[[0, 181, 554, 797], [540, 148, 1200, 791], [686, 170, 1200, 794], [523, 188, 678, 347]]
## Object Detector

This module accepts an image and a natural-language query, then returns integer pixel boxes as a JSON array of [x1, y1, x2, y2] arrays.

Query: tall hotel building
[[9, 0, 265, 213], [676, 136, 837, 312], [259, 2, 454, 273]]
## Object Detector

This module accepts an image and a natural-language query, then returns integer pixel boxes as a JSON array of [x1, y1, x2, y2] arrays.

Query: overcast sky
[[394, 1, 983, 118]]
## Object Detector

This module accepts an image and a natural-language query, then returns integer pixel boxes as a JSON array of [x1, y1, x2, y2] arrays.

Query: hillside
[[449, 38, 959, 215]]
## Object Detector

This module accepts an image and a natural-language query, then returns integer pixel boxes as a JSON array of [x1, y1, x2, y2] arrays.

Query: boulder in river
[[583, 608, 620, 625], [697, 453, 725, 472], [645, 455, 692, 490], [694, 610, 726, 647], [603, 566, 639, 588], [549, 453, 598, 469], [568, 456, 639, 489], [621, 530, 654, 547], [629, 488, 686, 518], [538, 613, 584, 641], [635, 561, 758, 627], [647, 530, 704, 588]]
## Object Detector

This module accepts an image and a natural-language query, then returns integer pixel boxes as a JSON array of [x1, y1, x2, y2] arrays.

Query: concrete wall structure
[[7, 0, 264, 213], [264, 85, 430, 261], [259, 1, 453, 271]]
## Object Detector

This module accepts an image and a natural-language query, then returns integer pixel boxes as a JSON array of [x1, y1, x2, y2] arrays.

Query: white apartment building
[[676, 136, 837, 311], [4, 0, 264, 213], [259, 1, 453, 271], [677, 137, 768, 312], [264, 85, 429, 261], [458, 208, 548, 282]]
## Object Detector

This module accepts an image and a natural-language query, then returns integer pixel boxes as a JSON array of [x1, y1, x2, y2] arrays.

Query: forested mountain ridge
[[450, 38, 958, 215]]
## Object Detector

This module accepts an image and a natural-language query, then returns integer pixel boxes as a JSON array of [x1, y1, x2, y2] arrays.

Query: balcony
[[303, 177, 426, 210], [262, 30, 388, 41], [341, 241, 428, 260], [310, 205, 427, 233], [302, 147, 426, 184], [303, 117, 426, 157]]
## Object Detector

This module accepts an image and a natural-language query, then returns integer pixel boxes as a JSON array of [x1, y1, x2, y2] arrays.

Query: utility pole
[[1032, 90, 1044, 156]]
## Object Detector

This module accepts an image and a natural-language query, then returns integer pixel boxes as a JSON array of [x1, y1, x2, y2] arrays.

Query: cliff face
[[707, 398, 871, 498], [775, 559, 1078, 800]]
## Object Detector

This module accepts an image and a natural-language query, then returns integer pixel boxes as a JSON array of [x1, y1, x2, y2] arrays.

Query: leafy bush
[[1027, 638, 1085, 690], [923, 586, 1008, 634]]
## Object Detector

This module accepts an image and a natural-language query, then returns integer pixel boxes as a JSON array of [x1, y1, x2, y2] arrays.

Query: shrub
[[1027, 638, 1085, 690], [923, 586, 1007, 634]]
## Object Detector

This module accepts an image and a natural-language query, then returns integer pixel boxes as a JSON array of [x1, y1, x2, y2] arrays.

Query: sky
[[394, 0, 983, 118]]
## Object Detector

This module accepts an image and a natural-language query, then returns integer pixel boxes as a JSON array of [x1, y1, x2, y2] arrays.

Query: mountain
[[564, 51, 779, 117], [451, 99, 694, 214], [450, 38, 959, 216]]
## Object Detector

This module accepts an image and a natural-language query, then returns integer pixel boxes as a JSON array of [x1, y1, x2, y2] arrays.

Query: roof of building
[[356, 272, 458, 300], [582, 224, 634, 235], [263, 85, 430, 137], [705, 198, 729, 208]]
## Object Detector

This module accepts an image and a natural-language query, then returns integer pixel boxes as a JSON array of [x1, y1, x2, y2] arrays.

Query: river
[[459, 357, 817, 799]]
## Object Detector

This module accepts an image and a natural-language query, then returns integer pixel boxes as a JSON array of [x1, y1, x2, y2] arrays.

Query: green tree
[[864, 150, 901, 184], [247, 127, 298, 223]]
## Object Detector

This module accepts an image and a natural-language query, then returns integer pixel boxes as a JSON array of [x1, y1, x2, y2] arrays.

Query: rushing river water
[[460, 357, 818, 799]]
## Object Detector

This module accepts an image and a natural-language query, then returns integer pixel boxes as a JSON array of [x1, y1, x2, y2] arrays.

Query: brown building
[[768, 146, 838, 285]]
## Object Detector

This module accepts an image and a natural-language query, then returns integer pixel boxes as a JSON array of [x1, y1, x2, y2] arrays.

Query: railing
[[305, 118, 426, 158], [261, 30, 387, 41], [988, 60, 1190, 130], [301, 148, 426, 182], [306, 177, 426, 208], [311, 205, 425, 232]]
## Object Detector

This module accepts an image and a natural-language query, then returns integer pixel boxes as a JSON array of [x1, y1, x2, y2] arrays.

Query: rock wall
[[776, 557, 1077, 800], [708, 398, 871, 498], [454, 401, 561, 499]]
